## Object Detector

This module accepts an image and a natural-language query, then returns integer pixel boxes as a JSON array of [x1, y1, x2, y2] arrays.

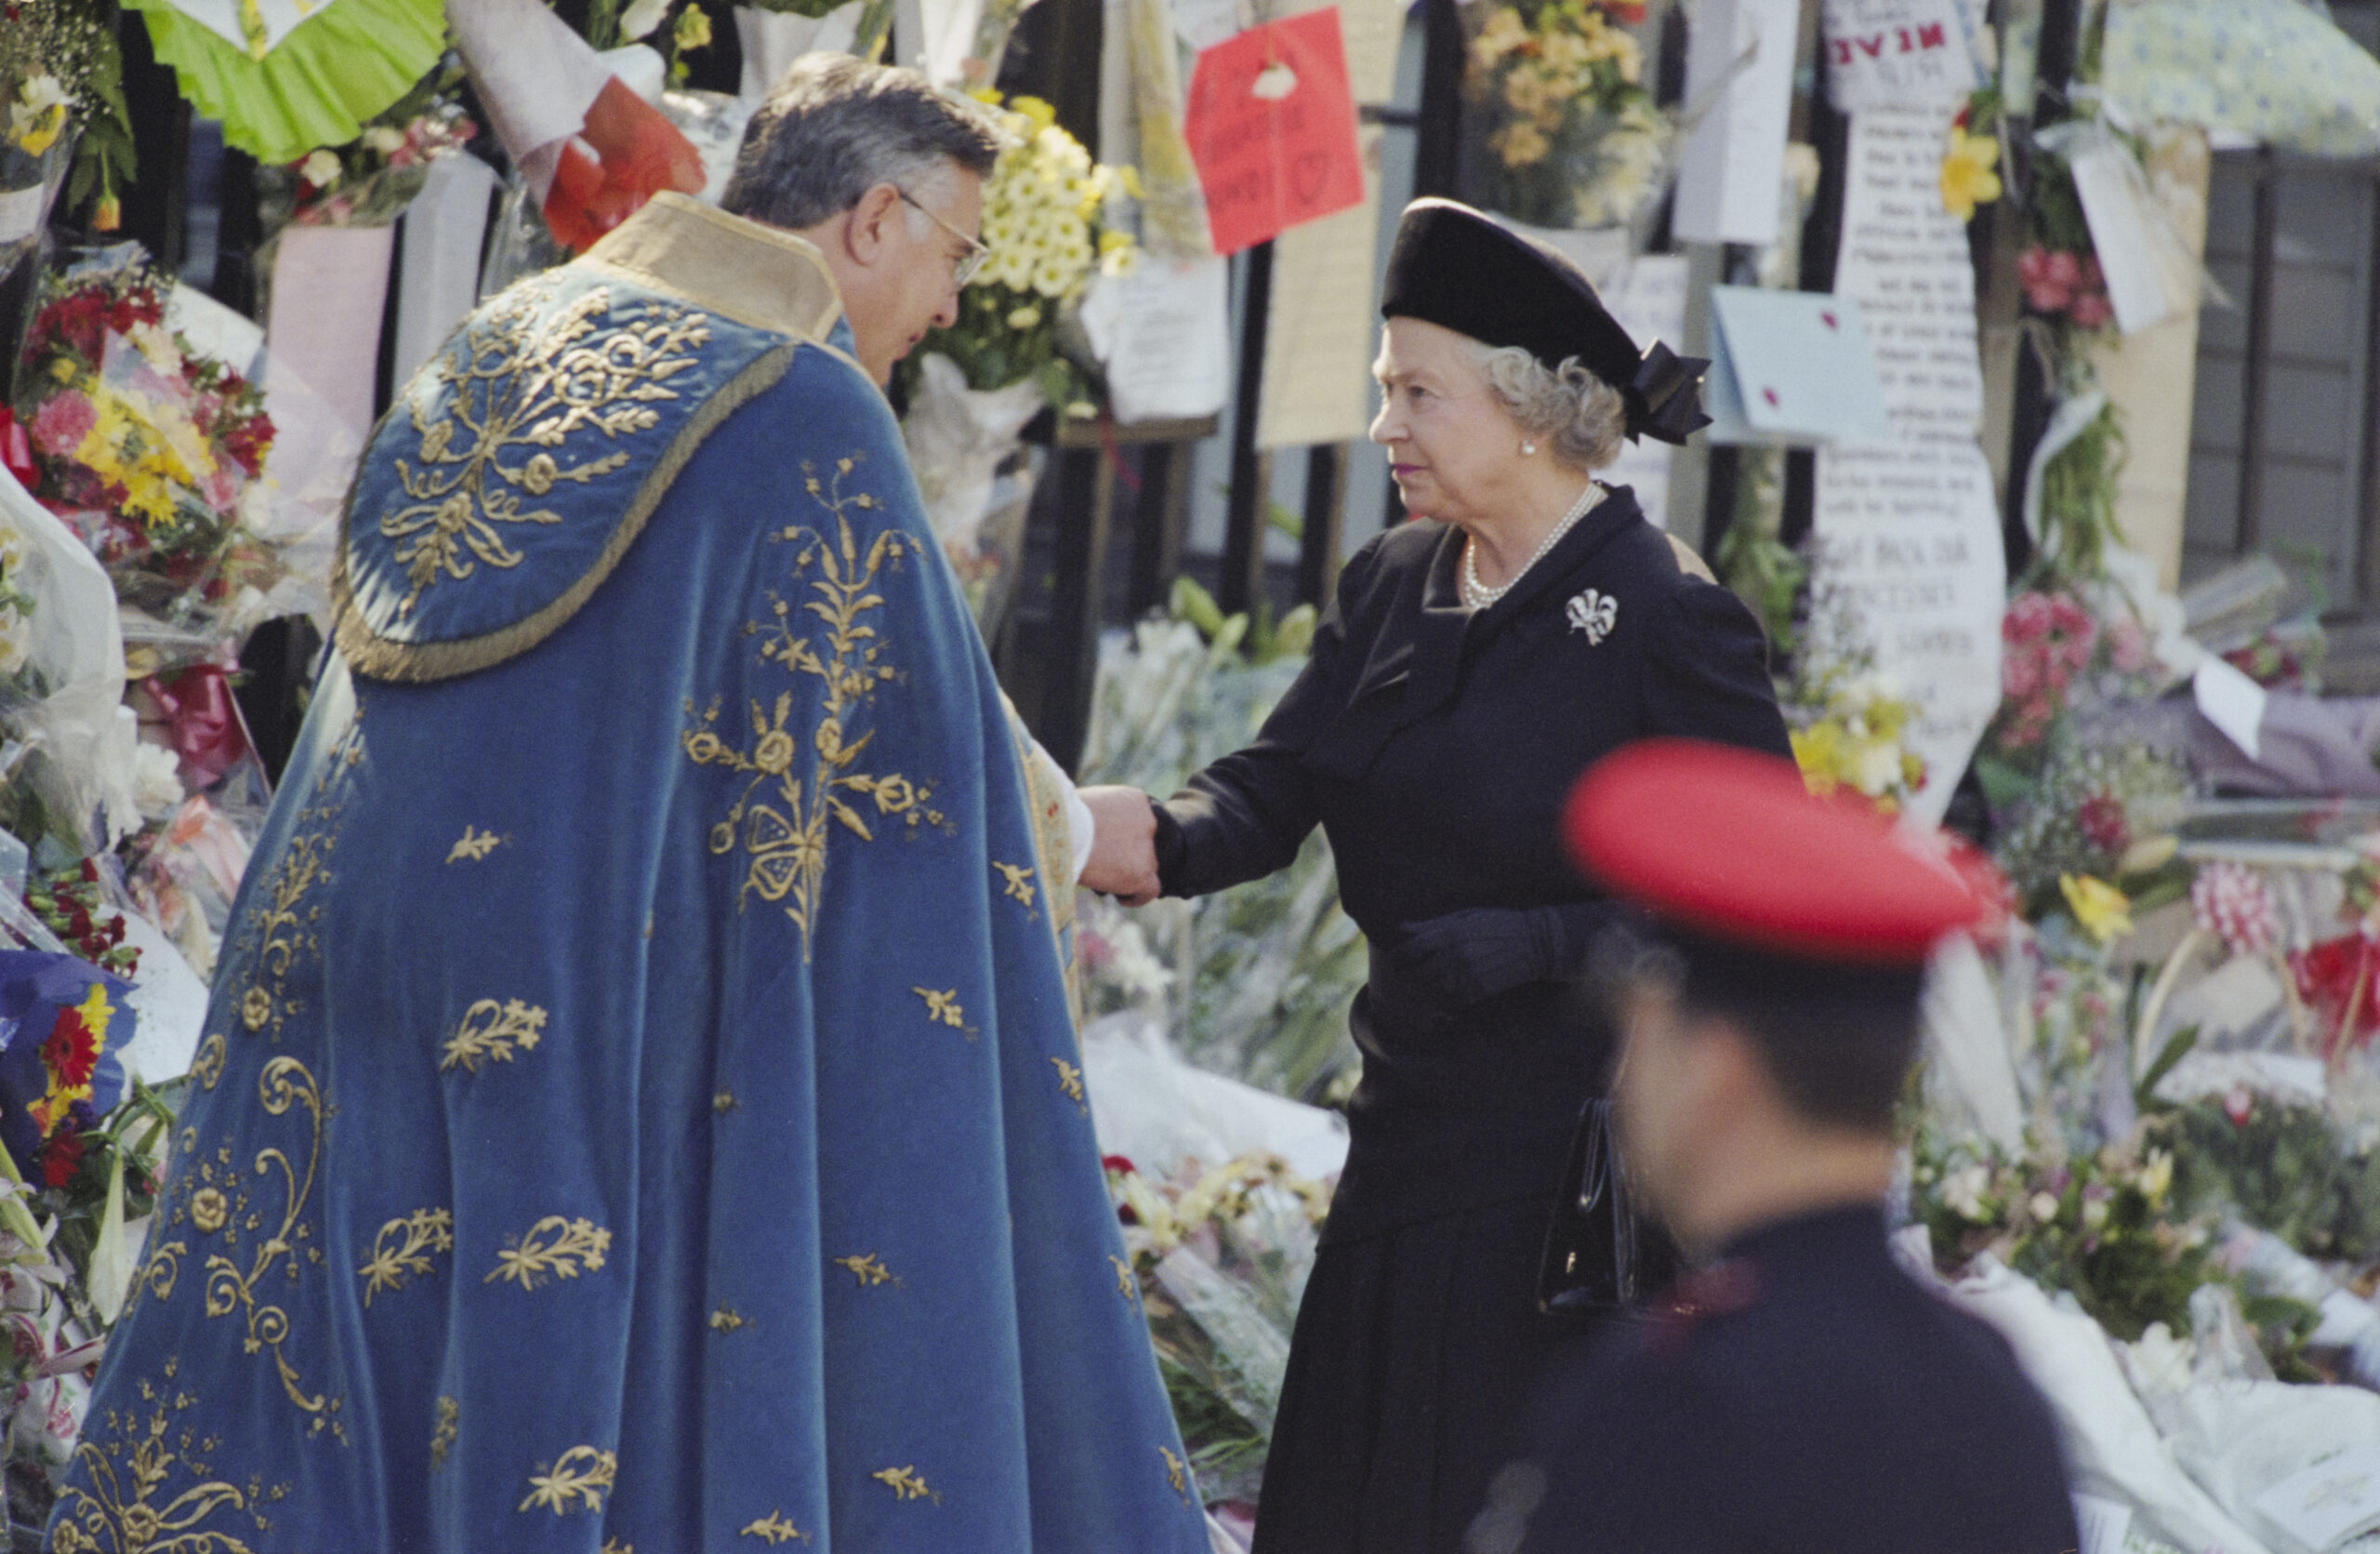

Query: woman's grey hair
[[1468, 341, 1628, 472], [722, 55, 1003, 231]]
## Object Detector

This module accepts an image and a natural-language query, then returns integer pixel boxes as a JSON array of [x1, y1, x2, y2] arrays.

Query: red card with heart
[[1183, 7, 1365, 255]]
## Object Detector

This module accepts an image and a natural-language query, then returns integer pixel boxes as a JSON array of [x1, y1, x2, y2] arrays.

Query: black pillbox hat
[[1379, 197, 1711, 445]]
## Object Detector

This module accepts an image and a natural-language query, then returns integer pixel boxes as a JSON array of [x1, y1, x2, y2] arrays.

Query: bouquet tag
[[1183, 7, 1364, 254], [2254, 1445, 2380, 1553]]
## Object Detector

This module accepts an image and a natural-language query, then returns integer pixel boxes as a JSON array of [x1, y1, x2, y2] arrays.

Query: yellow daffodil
[[1938, 126, 2003, 221], [9, 76, 69, 158], [2059, 873, 2133, 946]]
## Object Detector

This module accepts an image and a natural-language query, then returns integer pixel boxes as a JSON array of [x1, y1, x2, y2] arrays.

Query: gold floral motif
[[231, 826, 335, 1040], [994, 861, 1037, 910], [912, 988, 964, 1027], [192, 1188, 230, 1234], [486, 1215, 612, 1290], [742, 1510, 811, 1544], [708, 1307, 747, 1333], [713, 1091, 738, 1113], [447, 826, 505, 864], [683, 456, 949, 960], [191, 1032, 228, 1091], [602, 1539, 635, 1554], [133, 1237, 184, 1309], [358, 1208, 456, 1306], [1051, 1057, 1086, 1108], [832, 1253, 898, 1288], [871, 1466, 935, 1502], [430, 1397, 459, 1468], [520, 1444, 616, 1515], [1160, 1445, 1190, 1502], [49, 1360, 291, 1553], [440, 998, 548, 1074], [385, 282, 710, 617], [201, 1057, 343, 1441], [1110, 1255, 1138, 1304]]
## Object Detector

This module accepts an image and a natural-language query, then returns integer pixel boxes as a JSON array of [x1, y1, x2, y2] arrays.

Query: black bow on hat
[[1380, 198, 1711, 446]]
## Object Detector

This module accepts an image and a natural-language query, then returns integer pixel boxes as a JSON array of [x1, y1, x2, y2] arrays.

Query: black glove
[[1390, 903, 1611, 1008]]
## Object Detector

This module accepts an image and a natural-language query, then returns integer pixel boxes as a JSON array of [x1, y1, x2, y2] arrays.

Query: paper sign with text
[[1823, 0, 1977, 113], [1183, 7, 1365, 254]]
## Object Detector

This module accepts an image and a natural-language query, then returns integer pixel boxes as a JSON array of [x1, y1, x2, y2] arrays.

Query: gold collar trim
[[583, 193, 845, 342]]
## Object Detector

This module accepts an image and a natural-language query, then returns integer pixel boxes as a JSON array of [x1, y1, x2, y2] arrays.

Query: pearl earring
[[1521, 441, 1537, 455]]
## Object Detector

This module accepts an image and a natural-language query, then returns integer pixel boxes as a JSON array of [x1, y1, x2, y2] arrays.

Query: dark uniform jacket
[[1153, 487, 1792, 1240], [1503, 1205, 2080, 1554]]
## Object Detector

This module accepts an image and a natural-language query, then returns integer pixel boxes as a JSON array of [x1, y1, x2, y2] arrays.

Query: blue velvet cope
[[53, 233, 1207, 1553]]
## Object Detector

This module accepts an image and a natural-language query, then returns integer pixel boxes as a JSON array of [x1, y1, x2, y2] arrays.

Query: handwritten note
[[2252, 1445, 2380, 1552], [1812, 104, 2004, 825], [1259, 126, 1382, 449], [1823, 0, 1977, 112], [1183, 7, 1365, 254], [1080, 255, 1232, 423]]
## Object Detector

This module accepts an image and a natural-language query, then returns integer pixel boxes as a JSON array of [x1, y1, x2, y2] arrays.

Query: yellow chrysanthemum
[[1494, 120, 1551, 168], [1938, 126, 2003, 221]]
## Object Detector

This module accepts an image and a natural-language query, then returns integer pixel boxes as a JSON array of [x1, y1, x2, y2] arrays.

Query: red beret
[[1561, 739, 1996, 966]]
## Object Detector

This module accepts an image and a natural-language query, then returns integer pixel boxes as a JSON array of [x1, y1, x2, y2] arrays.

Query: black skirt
[[1250, 1192, 1597, 1554]]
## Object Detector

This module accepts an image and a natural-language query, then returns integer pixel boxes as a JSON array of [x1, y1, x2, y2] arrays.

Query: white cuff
[[1028, 738, 1096, 883]]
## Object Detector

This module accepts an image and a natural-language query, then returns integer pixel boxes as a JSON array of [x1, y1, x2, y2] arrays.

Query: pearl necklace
[[1461, 482, 1604, 611]]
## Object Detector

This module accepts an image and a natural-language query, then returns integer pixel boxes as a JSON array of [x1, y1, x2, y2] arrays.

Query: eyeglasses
[[897, 187, 991, 287]]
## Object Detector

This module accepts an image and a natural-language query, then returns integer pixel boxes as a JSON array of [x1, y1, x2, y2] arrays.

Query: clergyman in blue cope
[[52, 55, 1208, 1554]]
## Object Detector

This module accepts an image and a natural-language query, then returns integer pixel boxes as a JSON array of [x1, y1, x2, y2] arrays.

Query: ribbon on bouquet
[[141, 662, 252, 790]]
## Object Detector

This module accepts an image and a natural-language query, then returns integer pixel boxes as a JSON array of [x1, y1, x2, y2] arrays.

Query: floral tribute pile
[[1462, 0, 1667, 230], [15, 250, 277, 629]]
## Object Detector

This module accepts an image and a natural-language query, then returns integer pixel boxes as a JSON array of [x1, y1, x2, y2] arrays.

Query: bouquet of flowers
[[13, 249, 278, 635], [261, 60, 475, 232], [0, 0, 132, 240], [908, 93, 1135, 406], [1105, 1151, 1329, 1506], [1463, 0, 1666, 230]]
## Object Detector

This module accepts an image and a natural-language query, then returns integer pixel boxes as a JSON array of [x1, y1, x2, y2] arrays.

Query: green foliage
[[2032, 400, 2126, 586], [2161, 1097, 2380, 1264], [1169, 577, 1316, 667]]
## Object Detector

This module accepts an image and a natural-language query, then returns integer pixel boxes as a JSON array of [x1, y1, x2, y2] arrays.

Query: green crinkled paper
[[127, 0, 448, 166]]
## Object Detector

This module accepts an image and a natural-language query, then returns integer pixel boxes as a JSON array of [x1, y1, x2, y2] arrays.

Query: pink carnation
[[29, 392, 96, 458], [2193, 861, 2280, 958], [2069, 290, 2114, 329]]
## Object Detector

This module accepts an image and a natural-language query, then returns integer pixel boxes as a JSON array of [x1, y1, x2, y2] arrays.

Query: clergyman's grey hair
[[1467, 340, 1628, 473], [722, 55, 1002, 231]]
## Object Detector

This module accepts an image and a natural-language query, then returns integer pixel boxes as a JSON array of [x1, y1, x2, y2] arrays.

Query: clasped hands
[[1076, 787, 1591, 1008]]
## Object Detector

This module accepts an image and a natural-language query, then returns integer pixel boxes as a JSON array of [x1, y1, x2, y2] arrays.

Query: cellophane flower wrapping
[[11, 246, 278, 646]]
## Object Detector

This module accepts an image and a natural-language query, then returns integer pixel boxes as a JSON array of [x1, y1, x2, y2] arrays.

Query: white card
[[1079, 256, 1232, 424], [1706, 286, 1896, 444], [1823, 0, 1978, 113], [2069, 140, 2173, 336], [2070, 1493, 2132, 1554], [2253, 1445, 2380, 1553], [2193, 654, 2268, 762]]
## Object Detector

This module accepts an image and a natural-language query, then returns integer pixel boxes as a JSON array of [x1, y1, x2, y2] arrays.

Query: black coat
[[1155, 487, 1792, 1239], [1505, 1206, 2080, 1554]]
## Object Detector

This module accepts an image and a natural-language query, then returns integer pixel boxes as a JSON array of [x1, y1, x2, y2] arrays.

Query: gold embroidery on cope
[[441, 998, 548, 1073], [198, 1057, 344, 1441], [1110, 1255, 1139, 1304], [358, 1208, 456, 1305], [1161, 1445, 1191, 1502], [871, 1466, 935, 1502], [520, 1444, 617, 1514], [994, 861, 1037, 912], [713, 1091, 738, 1113], [1051, 1056, 1087, 1110], [832, 1253, 898, 1287], [447, 826, 505, 863], [708, 1306, 747, 1333], [743, 1510, 811, 1544], [431, 1397, 460, 1468], [912, 986, 980, 1040], [486, 1215, 612, 1289], [386, 280, 709, 618], [683, 455, 949, 960], [49, 1359, 292, 1553], [603, 1539, 635, 1554], [233, 824, 334, 1039], [191, 1032, 227, 1092]]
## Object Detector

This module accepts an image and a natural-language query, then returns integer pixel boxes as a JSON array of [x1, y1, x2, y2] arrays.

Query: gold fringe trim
[[333, 343, 798, 685]]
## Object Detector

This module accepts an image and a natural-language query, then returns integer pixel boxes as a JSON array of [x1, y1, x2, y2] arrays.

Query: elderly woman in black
[[1081, 199, 1792, 1553]]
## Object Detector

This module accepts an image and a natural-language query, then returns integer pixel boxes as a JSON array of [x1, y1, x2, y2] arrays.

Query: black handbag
[[1536, 1097, 1682, 1319]]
